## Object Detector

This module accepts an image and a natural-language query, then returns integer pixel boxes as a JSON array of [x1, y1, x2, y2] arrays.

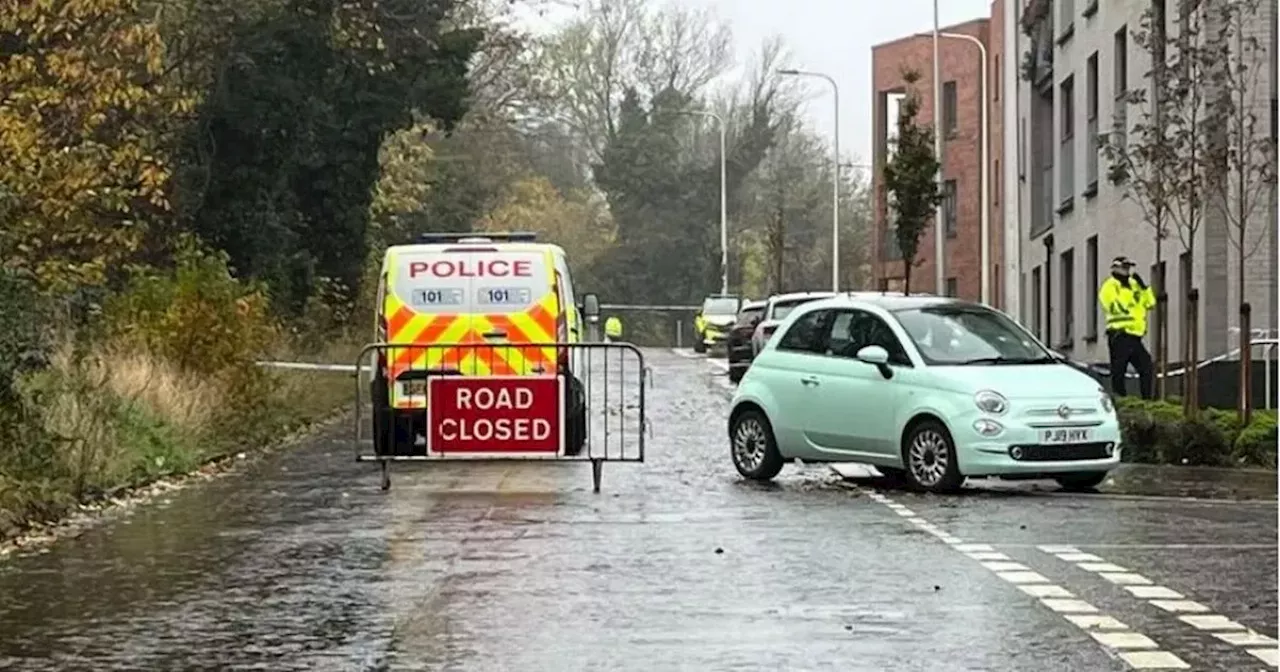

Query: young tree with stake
[[882, 70, 942, 295]]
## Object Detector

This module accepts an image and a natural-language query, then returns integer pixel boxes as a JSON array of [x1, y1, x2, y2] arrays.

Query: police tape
[[255, 361, 367, 372], [1084, 338, 1278, 379]]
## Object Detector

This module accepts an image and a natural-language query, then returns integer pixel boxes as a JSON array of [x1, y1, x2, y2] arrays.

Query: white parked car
[[750, 291, 836, 356], [728, 293, 1122, 493]]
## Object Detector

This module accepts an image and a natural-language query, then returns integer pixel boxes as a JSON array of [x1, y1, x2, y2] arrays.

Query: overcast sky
[[516, 0, 995, 166]]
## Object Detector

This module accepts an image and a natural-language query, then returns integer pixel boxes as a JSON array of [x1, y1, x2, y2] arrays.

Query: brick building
[[871, 3, 1006, 307]]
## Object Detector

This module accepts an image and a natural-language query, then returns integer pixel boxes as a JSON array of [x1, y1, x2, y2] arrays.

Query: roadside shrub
[[1115, 397, 1278, 468], [102, 236, 279, 377]]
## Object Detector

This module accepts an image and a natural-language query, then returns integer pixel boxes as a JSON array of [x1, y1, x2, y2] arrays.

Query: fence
[[598, 303, 702, 348]]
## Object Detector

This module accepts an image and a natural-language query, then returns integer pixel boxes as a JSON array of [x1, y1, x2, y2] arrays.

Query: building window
[[1018, 118, 1027, 179], [1113, 26, 1128, 148], [1085, 52, 1099, 192], [1179, 251, 1192, 337], [1060, 248, 1075, 343], [1059, 0, 1075, 39], [943, 179, 957, 236], [1031, 267, 1043, 338], [1086, 235, 1098, 338], [946, 277, 958, 297], [1059, 76, 1075, 210], [994, 55, 1001, 101], [994, 159, 1000, 205], [943, 81, 957, 136]]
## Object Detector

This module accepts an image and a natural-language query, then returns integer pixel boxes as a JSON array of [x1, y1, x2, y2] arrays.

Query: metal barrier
[[353, 341, 650, 492]]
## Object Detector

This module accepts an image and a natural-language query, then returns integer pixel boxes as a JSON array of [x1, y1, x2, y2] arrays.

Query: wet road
[[0, 348, 1276, 671]]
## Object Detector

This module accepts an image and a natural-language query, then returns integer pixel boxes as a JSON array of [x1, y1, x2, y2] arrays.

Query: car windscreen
[[894, 306, 1053, 365], [770, 297, 824, 321], [736, 306, 764, 325], [702, 297, 739, 315]]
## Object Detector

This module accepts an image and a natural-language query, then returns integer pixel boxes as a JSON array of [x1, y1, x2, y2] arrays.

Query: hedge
[[1115, 397, 1277, 469]]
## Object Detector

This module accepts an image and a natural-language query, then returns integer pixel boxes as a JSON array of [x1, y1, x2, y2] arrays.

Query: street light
[[671, 109, 728, 295], [777, 68, 841, 291], [933, 0, 945, 296], [937, 31, 991, 305]]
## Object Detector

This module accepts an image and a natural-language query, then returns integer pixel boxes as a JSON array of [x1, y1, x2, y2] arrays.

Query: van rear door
[[465, 248, 554, 375]]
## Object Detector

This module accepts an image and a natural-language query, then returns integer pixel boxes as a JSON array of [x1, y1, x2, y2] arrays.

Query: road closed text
[[428, 377, 562, 454]]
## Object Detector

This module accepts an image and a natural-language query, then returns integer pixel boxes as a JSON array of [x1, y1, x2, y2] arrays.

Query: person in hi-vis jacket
[[603, 315, 622, 342], [1097, 256, 1157, 399]]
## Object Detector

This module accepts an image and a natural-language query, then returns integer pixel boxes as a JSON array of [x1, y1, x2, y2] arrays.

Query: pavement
[[0, 348, 1275, 671]]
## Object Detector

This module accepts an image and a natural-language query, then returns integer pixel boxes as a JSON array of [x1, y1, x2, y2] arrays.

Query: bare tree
[[536, 0, 733, 161]]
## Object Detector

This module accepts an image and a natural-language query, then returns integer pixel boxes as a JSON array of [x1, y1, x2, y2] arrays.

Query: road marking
[[1118, 651, 1191, 669], [1179, 615, 1246, 631], [707, 359, 728, 373], [1041, 546, 1278, 667], [1126, 586, 1185, 600], [1093, 632, 1160, 649], [669, 348, 700, 359], [853, 489, 1192, 669]]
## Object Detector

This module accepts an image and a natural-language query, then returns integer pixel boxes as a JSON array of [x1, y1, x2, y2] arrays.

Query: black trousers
[[1107, 331, 1154, 399]]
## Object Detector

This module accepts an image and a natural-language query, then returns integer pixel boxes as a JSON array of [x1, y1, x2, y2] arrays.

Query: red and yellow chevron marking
[[381, 286, 562, 408]]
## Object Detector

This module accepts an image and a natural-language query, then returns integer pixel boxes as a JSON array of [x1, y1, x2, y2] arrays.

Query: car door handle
[[800, 375, 820, 387]]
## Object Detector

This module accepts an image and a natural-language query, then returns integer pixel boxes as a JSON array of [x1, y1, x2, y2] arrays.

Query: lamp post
[[938, 31, 991, 305], [777, 69, 841, 291], [933, 0, 945, 295], [673, 110, 728, 295]]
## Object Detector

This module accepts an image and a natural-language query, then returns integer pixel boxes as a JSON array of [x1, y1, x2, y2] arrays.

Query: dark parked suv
[[726, 300, 767, 383]]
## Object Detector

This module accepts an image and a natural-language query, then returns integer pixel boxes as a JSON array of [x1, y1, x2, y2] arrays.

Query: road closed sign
[[427, 376, 564, 456]]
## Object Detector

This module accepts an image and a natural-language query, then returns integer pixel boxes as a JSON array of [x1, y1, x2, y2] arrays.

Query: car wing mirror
[[855, 345, 894, 379]]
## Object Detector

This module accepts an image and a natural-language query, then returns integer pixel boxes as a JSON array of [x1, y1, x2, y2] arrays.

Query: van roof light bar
[[417, 231, 538, 244]]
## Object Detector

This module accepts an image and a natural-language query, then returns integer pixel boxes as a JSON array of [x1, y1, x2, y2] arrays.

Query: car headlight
[[1099, 389, 1114, 413], [974, 390, 1008, 415], [973, 419, 1004, 436]]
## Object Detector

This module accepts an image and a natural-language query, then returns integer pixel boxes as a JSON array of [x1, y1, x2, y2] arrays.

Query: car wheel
[[729, 408, 784, 481], [370, 377, 393, 457], [564, 376, 587, 456], [902, 420, 964, 493], [1054, 471, 1109, 492], [693, 337, 707, 354], [728, 367, 744, 383]]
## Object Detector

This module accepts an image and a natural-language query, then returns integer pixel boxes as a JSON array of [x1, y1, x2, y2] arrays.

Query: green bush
[[1116, 397, 1277, 468]]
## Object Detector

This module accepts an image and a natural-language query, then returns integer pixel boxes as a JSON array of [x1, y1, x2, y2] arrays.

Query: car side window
[[776, 309, 831, 354], [830, 309, 912, 365]]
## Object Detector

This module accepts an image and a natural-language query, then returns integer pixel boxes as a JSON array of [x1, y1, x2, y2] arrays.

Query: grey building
[[1006, 0, 1277, 366]]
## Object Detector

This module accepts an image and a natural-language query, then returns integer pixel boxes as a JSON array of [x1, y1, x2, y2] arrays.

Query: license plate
[[399, 380, 426, 397], [1041, 427, 1091, 444]]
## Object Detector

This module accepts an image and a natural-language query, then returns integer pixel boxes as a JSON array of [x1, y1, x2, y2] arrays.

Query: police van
[[370, 232, 596, 457]]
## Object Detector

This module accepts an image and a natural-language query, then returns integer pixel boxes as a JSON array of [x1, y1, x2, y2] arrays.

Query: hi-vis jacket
[[1098, 275, 1156, 337]]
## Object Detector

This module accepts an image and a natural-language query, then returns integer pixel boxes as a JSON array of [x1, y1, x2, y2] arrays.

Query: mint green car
[[727, 294, 1121, 494]]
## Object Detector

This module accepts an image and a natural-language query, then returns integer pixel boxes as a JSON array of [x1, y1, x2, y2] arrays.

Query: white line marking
[[858, 488, 1188, 670], [707, 359, 729, 372], [1092, 632, 1159, 649], [1178, 615, 1245, 631], [997, 570, 1052, 584], [1117, 651, 1190, 669], [1099, 572, 1154, 586], [1044, 545, 1273, 665], [1041, 598, 1100, 614], [1214, 631, 1279, 647], [669, 348, 700, 359], [966, 551, 1012, 561], [1057, 552, 1105, 562], [1078, 562, 1129, 573], [1149, 600, 1210, 613], [1248, 648, 1279, 665], [1022, 584, 1075, 598], [1064, 614, 1129, 630], [1125, 586, 1185, 600], [981, 561, 1032, 572]]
